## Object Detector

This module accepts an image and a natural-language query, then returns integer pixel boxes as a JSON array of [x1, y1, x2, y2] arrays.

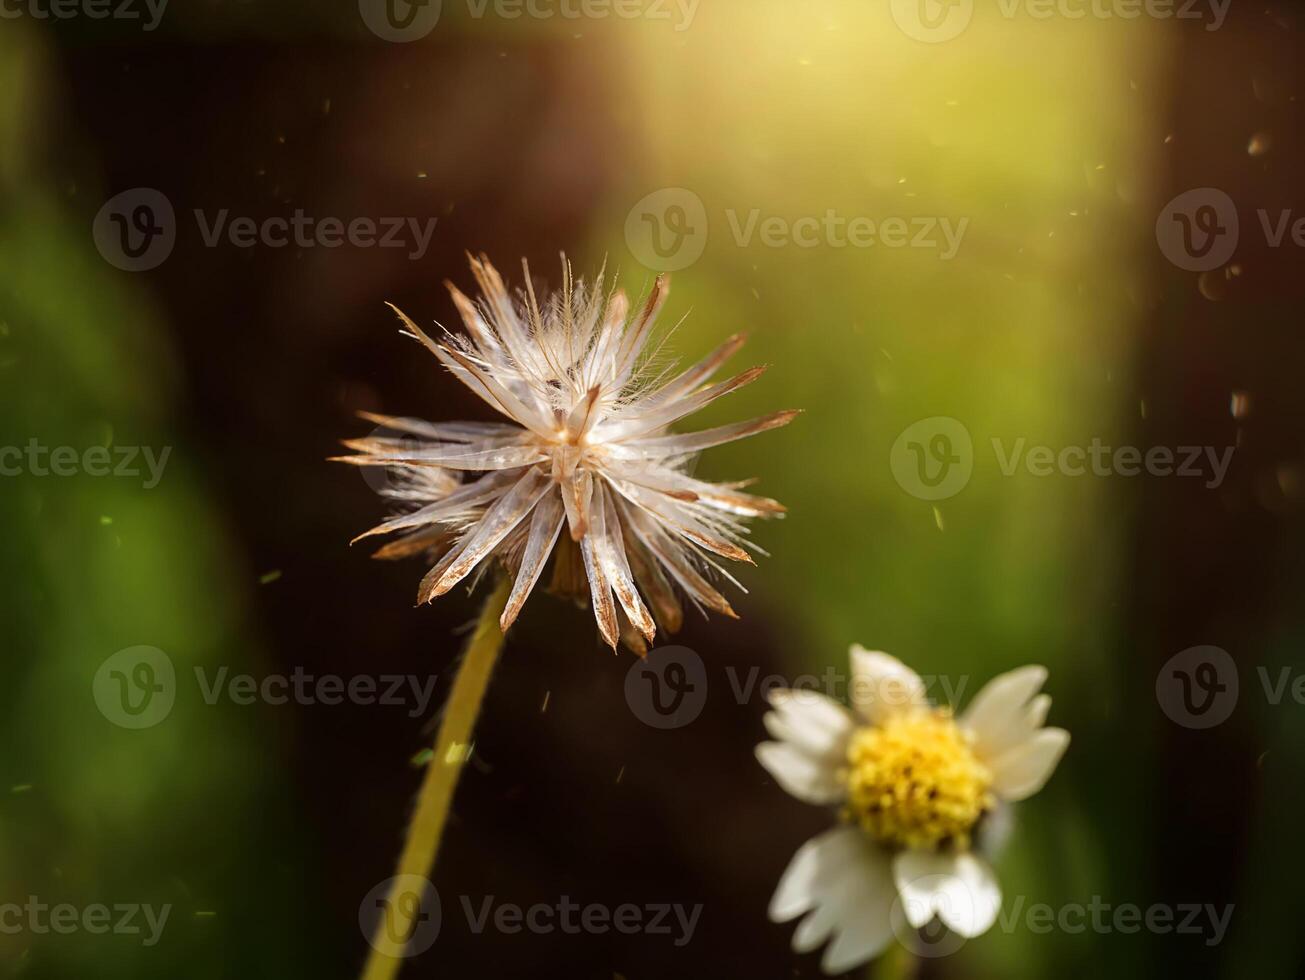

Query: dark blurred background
[[2, 2, 1304, 978]]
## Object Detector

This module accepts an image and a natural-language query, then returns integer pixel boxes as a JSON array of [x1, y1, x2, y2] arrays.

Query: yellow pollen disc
[[841, 710, 993, 851]]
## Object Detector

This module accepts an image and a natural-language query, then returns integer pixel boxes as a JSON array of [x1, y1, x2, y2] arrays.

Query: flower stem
[[871, 944, 918, 980], [361, 577, 511, 980]]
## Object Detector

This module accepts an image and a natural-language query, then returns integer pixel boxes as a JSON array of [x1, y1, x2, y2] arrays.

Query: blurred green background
[[2, 2, 1304, 978]]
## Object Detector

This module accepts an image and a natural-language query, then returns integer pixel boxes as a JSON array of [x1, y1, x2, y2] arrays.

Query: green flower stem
[[871, 944, 918, 980], [361, 577, 511, 980]]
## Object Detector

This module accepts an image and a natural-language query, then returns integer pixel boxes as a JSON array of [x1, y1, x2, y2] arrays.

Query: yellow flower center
[[842, 710, 994, 851]]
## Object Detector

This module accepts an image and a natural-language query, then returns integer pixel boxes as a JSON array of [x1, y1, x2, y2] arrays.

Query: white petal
[[973, 692, 1055, 761], [820, 868, 896, 973], [849, 646, 927, 725], [892, 850, 1001, 939], [755, 742, 844, 805], [770, 828, 894, 972], [768, 825, 865, 922], [961, 665, 1048, 757], [763, 689, 856, 761], [989, 727, 1070, 801]]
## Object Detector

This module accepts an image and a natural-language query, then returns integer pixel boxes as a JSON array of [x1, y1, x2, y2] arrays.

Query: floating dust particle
[[1247, 132, 1272, 157], [797, 57, 811, 66], [751, 288, 760, 301], [932, 506, 945, 531], [541, 690, 550, 713], [1164, 133, 1174, 144], [410, 748, 434, 767], [1140, 399, 1148, 420], [12, 784, 32, 794], [321, 98, 331, 116], [276, 134, 286, 144], [1198, 267, 1238, 301], [99, 515, 113, 526], [1230, 391, 1251, 419], [258, 570, 282, 585], [615, 766, 625, 784], [194, 911, 218, 919], [416, 171, 428, 179]]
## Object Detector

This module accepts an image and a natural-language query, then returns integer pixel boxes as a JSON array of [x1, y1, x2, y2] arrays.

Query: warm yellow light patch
[[842, 710, 993, 851]]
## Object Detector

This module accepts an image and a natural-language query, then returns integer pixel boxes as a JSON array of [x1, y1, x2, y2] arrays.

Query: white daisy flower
[[756, 646, 1070, 973], [338, 254, 796, 652]]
